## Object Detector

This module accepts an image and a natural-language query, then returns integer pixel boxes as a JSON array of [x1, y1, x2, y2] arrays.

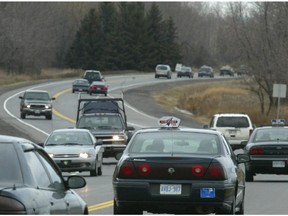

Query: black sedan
[[72, 78, 90, 93], [0, 135, 88, 214], [243, 122, 288, 182], [113, 116, 250, 214], [89, 81, 108, 96]]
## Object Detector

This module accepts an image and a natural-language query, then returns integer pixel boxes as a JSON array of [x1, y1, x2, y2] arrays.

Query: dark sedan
[[72, 78, 90, 93], [243, 120, 288, 182], [177, 66, 194, 78], [198, 65, 214, 78], [0, 135, 88, 214], [113, 116, 250, 214], [89, 81, 108, 96]]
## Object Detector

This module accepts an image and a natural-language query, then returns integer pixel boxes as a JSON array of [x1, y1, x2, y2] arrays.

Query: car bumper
[[113, 180, 235, 213], [73, 87, 89, 92], [90, 90, 107, 94], [22, 108, 52, 116], [246, 157, 288, 175], [53, 158, 96, 172]]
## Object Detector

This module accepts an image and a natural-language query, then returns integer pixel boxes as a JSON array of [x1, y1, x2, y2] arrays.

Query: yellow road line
[[88, 200, 113, 212]]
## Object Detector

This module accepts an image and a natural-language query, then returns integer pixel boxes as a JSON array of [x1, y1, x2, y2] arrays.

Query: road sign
[[273, 84, 287, 98]]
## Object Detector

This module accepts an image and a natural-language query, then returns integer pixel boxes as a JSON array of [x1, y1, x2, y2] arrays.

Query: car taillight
[[0, 196, 25, 212], [192, 165, 205, 177], [206, 162, 227, 180], [138, 164, 151, 176], [120, 163, 134, 176], [91, 86, 95, 90], [103, 87, 107, 90], [249, 147, 264, 155]]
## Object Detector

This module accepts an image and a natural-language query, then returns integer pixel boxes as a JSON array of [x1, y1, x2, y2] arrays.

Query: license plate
[[228, 129, 236, 134], [97, 88, 101, 90], [160, 184, 181, 195], [200, 188, 215, 198], [273, 161, 285, 168], [35, 110, 40, 114]]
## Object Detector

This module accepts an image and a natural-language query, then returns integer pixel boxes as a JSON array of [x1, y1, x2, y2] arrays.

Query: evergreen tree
[[65, 8, 103, 70]]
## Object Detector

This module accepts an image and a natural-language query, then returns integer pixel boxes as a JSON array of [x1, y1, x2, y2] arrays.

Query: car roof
[[74, 78, 89, 81], [135, 127, 221, 135], [50, 128, 91, 133], [0, 135, 33, 143], [214, 113, 249, 117], [85, 70, 101, 73], [24, 89, 49, 93]]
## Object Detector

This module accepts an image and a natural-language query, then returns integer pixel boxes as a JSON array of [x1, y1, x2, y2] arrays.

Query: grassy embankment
[[153, 79, 288, 126]]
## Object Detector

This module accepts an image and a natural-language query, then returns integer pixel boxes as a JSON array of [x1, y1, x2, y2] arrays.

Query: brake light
[[0, 196, 25, 212], [249, 147, 264, 155], [192, 165, 205, 177], [206, 162, 226, 180], [91, 86, 95, 90], [103, 87, 107, 90], [120, 162, 134, 176], [138, 164, 151, 176]]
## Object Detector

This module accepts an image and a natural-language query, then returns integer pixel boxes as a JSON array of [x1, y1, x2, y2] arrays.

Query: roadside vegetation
[[153, 79, 288, 126]]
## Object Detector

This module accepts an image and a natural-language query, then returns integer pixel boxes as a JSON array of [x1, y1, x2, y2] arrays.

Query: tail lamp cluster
[[91, 85, 107, 91], [0, 196, 25, 213], [249, 146, 264, 155], [118, 161, 226, 180]]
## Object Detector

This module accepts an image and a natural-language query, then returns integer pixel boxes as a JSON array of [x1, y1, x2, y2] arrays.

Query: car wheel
[[97, 166, 102, 176], [72, 90, 75, 93], [20, 112, 26, 119], [113, 199, 142, 215], [90, 165, 98, 177], [245, 170, 254, 182], [154, 75, 158, 78], [89, 92, 92, 95], [217, 196, 236, 215], [46, 115, 52, 120]]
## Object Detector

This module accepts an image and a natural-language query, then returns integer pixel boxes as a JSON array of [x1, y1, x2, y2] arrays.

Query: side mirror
[[66, 175, 86, 189], [51, 97, 56, 100], [126, 126, 135, 131], [115, 152, 123, 160], [237, 154, 250, 163], [19, 96, 23, 99], [203, 125, 209, 129]]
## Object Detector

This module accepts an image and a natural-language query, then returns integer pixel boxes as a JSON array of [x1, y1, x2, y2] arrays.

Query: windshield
[[25, 92, 50, 101], [77, 115, 124, 130], [156, 65, 168, 70], [253, 128, 288, 142], [199, 67, 211, 72], [128, 131, 221, 155], [46, 131, 93, 145], [216, 117, 249, 128]]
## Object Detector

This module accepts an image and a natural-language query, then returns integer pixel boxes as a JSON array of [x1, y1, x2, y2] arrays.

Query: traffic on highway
[[0, 72, 288, 214]]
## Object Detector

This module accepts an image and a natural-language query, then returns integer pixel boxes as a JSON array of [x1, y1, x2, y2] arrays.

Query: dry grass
[[153, 80, 288, 126]]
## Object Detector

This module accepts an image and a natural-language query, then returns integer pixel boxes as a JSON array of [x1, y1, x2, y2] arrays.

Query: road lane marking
[[88, 200, 113, 212]]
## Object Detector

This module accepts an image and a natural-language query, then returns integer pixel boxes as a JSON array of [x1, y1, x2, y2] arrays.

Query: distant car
[[89, 80, 108, 96], [198, 65, 214, 78], [83, 70, 104, 84], [19, 90, 55, 120], [72, 78, 90, 93], [243, 119, 288, 182], [0, 135, 88, 214], [42, 128, 104, 176], [204, 113, 254, 150], [177, 66, 194, 78], [220, 65, 235, 76], [113, 116, 250, 214], [155, 64, 172, 79]]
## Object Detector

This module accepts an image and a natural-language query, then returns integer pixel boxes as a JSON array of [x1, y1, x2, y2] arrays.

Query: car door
[[25, 149, 68, 214]]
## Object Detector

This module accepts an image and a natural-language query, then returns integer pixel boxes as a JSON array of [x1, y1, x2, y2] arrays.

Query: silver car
[[43, 128, 104, 176], [155, 64, 172, 79]]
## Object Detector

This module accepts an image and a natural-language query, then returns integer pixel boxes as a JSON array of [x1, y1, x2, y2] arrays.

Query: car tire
[[245, 170, 254, 182], [90, 165, 98, 177], [46, 115, 52, 120], [113, 199, 142, 215], [97, 166, 102, 176], [72, 90, 75, 93], [20, 112, 26, 119], [217, 196, 236, 215]]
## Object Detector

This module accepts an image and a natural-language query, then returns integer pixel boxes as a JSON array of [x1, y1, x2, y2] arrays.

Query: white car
[[204, 113, 255, 150], [155, 64, 172, 79]]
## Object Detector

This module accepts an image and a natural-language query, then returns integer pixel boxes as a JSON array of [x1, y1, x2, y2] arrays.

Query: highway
[[1, 73, 288, 214]]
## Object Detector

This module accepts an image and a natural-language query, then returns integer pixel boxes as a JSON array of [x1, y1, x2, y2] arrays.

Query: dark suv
[[19, 90, 55, 120]]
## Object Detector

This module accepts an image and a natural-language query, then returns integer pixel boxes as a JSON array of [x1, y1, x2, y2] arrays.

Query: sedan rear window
[[0, 144, 23, 185], [216, 117, 249, 128], [129, 132, 220, 155]]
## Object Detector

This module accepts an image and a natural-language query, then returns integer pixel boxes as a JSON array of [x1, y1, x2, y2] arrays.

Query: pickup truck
[[75, 98, 135, 158]]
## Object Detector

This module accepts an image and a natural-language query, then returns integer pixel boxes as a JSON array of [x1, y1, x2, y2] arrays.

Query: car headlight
[[48, 153, 54, 158], [79, 152, 89, 159], [45, 104, 52, 109], [24, 104, 31, 108], [113, 135, 120, 140]]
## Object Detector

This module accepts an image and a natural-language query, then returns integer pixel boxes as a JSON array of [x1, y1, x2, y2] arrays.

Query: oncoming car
[[113, 116, 250, 215], [42, 128, 104, 176], [243, 119, 288, 182], [0, 135, 88, 214]]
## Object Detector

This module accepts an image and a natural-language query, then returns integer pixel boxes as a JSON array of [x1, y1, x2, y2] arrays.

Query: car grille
[[94, 135, 126, 145], [53, 154, 79, 158], [30, 104, 46, 109]]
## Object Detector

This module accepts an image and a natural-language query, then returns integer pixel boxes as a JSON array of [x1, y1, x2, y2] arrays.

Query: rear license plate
[[273, 161, 285, 168], [228, 129, 236, 134], [200, 188, 215, 198], [160, 184, 181, 195]]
